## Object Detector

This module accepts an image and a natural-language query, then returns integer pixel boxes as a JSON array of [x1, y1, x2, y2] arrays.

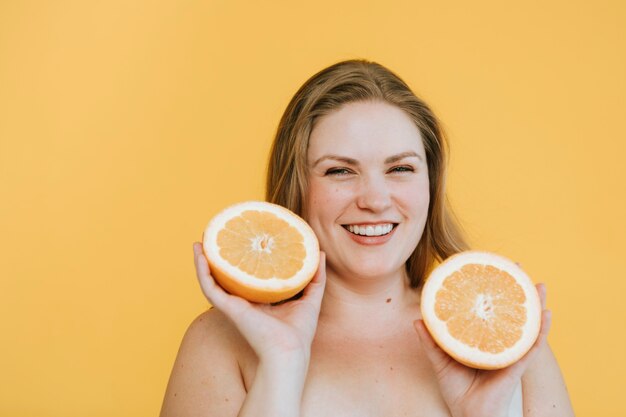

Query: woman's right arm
[[160, 243, 326, 417], [159, 308, 248, 417]]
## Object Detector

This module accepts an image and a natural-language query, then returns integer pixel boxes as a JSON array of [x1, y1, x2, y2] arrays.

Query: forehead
[[308, 100, 426, 160]]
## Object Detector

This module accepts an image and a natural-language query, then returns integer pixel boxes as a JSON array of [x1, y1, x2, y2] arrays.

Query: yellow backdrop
[[1, 0, 624, 416]]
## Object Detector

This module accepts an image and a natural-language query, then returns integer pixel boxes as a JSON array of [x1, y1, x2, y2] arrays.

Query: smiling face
[[304, 100, 430, 281]]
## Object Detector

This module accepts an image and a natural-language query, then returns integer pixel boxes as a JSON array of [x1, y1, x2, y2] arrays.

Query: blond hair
[[266, 59, 469, 287]]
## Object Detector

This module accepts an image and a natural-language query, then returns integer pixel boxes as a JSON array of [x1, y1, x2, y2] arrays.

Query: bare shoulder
[[160, 308, 248, 417], [522, 342, 575, 416]]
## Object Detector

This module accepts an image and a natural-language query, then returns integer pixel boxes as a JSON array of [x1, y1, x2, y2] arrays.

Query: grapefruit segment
[[203, 201, 320, 303], [420, 251, 542, 369]]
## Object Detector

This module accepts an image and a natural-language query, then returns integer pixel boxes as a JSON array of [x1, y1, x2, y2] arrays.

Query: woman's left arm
[[521, 340, 575, 416]]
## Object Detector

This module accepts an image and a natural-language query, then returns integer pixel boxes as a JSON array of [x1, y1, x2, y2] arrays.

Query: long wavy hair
[[266, 59, 469, 288]]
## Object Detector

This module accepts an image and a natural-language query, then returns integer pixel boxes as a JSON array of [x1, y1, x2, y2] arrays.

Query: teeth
[[347, 224, 394, 236]]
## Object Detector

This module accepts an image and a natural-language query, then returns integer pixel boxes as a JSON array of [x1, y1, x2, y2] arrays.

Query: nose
[[356, 175, 392, 213]]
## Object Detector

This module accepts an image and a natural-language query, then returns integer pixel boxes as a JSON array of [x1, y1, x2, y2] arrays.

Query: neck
[[318, 266, 421, 329]]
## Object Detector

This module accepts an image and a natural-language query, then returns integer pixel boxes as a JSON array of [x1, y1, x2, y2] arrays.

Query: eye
[[325, 167, 353, 176], [388, 165, 415, 173]]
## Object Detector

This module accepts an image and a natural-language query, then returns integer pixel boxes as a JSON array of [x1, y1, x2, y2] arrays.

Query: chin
[[344, 258, 405, 280], [325, 244, 414, 280]]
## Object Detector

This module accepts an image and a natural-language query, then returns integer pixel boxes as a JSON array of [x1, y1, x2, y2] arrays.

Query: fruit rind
[[203, 201, 320, 303], [420, 251, 542, 370]]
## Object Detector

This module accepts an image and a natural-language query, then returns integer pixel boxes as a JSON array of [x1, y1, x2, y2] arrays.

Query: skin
[[160, 101, 575, 417]]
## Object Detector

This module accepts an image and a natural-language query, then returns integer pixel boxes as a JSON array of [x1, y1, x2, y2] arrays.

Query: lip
[[342, 221, 397, 226], [342, 223, 398, 246]]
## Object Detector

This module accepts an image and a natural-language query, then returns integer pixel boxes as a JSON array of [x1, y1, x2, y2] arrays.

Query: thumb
[[414, 319, 454, 373]]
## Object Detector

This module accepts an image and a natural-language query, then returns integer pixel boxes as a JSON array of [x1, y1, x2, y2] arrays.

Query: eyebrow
[[312, 151, 423, 168], [384, 151, 423, 164]]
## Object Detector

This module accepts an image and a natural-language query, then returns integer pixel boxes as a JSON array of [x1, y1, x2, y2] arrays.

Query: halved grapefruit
[[202, 201, 320, 303], [420, 251, 542, 370]]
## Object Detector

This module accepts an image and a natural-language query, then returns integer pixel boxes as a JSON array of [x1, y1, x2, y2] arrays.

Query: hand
[[193, 242, 327, 367], [414, 283, 552, 417]]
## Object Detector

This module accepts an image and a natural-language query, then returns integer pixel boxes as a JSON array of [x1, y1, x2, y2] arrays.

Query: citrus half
[[420, 251, 542, 370], [202, 201, 320, 304]]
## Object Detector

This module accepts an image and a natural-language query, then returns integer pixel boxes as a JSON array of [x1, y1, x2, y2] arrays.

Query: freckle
[[174, 393, 177, 397], [386, 298, 391, 303], [553, 404, 556, 408], [225, 398, 229, 402], [390, 366, 393, 371]]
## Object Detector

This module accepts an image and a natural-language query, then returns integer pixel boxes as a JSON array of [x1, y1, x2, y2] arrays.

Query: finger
[[535, 308, 553, 349], [192, 242, 223, 305], [505, 308, 552, 378], [536, 283, 547, 310], [301, 251, 327, 308], [414, 319, 454, 374], [192, 242, 248, 314], [193, 241, 202, 261]]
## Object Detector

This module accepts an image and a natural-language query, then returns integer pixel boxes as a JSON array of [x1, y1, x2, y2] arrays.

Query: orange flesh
[[434, 263, 527, 353], [216, 210, 306, 279]]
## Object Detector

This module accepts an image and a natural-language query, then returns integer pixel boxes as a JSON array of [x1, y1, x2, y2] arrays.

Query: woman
[[160, 60, 575, 416]]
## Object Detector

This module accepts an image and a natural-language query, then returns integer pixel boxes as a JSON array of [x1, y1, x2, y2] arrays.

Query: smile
[[343, 223, 396, 236]]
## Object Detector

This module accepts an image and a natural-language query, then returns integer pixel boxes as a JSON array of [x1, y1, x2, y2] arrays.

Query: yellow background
[[1, 1, 624, 415]]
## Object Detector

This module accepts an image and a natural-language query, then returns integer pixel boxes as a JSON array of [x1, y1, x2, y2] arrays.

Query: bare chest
[[302, 325, 452, 417]]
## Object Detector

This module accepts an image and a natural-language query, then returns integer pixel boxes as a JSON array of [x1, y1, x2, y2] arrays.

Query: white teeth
[[346, 223, 394, 236]]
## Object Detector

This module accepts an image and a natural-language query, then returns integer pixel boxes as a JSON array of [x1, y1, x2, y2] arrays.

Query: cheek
[[399, 176, 430, 207], [416, 182, 430, 208], [305, 180, 352, 224], [397, 186, 430, 229], [305, 181, 332, 222], [308, 186, 332, 207]]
